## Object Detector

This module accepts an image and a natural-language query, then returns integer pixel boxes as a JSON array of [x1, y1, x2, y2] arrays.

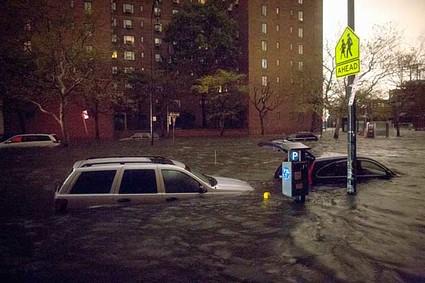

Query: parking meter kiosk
[[281, 142, 311, 203]]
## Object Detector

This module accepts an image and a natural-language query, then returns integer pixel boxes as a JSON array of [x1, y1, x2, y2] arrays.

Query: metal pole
[[347, 0, 356, 195], [150, 1, 157, 146]]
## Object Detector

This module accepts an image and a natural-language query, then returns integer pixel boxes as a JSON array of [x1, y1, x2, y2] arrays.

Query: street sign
[[335, 26, 360, 78]]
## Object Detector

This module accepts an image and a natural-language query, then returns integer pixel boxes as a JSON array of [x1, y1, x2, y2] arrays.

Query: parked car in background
[[286, 131, 319, 142], [258, 140, 395, 187], [119, 132, 159, 141], [55, 156, 254, 212], [0, 134, 61, 149]]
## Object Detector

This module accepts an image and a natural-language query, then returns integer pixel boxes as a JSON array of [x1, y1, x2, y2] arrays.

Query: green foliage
[[164, 1, 240, 81]]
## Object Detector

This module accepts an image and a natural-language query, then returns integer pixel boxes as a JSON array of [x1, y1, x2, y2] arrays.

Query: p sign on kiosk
[[281, 142, 310, 203]]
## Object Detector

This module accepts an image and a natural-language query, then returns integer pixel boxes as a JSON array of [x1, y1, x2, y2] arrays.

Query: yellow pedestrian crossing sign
[[335, 26, 360, 78]]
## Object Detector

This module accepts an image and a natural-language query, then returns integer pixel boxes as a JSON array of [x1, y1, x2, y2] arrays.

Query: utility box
[[281, 143, 311, 203]]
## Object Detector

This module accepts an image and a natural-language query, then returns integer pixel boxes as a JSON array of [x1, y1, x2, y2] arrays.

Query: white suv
[[55, 156, 254, 212], [0, 134, 61, 149]]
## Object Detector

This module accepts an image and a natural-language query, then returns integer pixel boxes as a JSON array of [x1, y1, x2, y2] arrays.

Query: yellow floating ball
[[263, 192, 271, 199]]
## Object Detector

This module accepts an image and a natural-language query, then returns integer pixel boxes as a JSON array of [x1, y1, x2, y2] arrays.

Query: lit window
[[298, 61, 304, 71], [124, 51, 135, 60], [298, 27, 303, 38], [111, 2, 116, 11], [261, 23, 267, 34], [290, 43, 293, 50], [123, 3, 134, 14], [23, 41, 32, 52], [289, 26, 293, 33], [124, 35, 135, 45], [154, 38, 162, 47], [154, 7, 161, 17], [70, 0, 74, 8], [298, 44, 303, 55], [298, 0, 303, 4], [261, 76, 268, 86], [276, 77, 280, 83], [261, 40, 267, 51], [112, 18, 117, 27], [140, 21, 144, 28], [24, 22, 31, 31], [125, 82, 133, 89], [298, 11, 303, 22], [261, 59, 267, 69], [140, 36, 144, 43], [141, 52, 145, 58], [276, 25, 280, 32], [276, 59, 280, 66], [172, 9, 179, 14], [84, 1, 92, 15], [276, 7, 279, 15], [112, 66, 118, 74], [112, 51, 118, 59], [290, 60, 293, 67], [261, 5, 267, 16], [112, 34, 117, 42], [290, 9, 294, 16], [140, 5, 143, 12], [123, 19, 133, 29], [276, 42, 280, 49]]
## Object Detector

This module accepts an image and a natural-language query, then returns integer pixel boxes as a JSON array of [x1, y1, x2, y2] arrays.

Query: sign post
[[335, 0, 358, 195]]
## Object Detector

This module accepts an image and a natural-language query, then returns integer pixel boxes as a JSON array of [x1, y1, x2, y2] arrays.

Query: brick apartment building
[[3, 0, 323, 139]]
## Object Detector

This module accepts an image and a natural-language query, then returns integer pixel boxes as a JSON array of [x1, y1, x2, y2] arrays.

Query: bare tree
[[250, 85, 281, 136]]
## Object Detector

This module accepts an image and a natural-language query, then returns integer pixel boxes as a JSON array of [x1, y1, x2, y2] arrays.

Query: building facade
[[4, 0, 323, 139]]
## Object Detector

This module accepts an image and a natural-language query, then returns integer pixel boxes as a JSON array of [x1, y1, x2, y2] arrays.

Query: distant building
[[3, 0, 323, 139]]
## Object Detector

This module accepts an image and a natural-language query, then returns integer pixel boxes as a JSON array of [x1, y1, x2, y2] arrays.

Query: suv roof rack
[[75, 156, 175, 168]]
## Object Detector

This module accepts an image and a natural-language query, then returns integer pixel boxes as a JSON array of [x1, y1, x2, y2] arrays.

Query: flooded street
[[1, 130, 424, 282]]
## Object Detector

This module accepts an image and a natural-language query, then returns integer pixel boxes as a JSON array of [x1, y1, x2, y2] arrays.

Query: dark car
[[259, 140, 395, 187], [286, 131, 319, 142]]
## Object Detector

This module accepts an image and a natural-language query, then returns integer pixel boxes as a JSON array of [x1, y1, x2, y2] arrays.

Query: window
[[276, 59, 280, 66], [124, 51, 135, 60], [317, 161, 346, 178], [298, 27, 303, 38], [119, 169, 157, 194], [84, 1, 92, 15], [23, 41, 32, 52], [70, 171, 116, 194], [125, 82, 133, 89], [22, 135, 51, 142], [276, 77, 280, 83], [298, 44, 303, 55], [112, 51, 118, 59], [162, 170, 201, 193], [261, 40, 267, 51], [261, 59, 267, 69], [289, 26, 293, 33], [154, 38, 162, 47], [154, 23, 163, 32], [111, 2, 116, 11], [261, 23, 267, 34], [155, 53, 162, 62], [358, 160, 388, 177], [124, 35, 135, 45], [276, 7, 279, 15], [172, 9, 179, 14], [261, 76, 268, 86], [298, 61, 304, 71], [140, 20, 144, 28], [112, 66, 118, 74], [124, 67, 134, 73], [154, 7, 161, 17], [141, 52, 145, 58], [298, 11, 304, 22], [276, 42, 280, 49], [261, 5, 267, 16], [70, 0, 74, 8], [123, 19, 133, 29], [112, 34, 117, 42], [85, 45, 93, 53], [290, 43, 293, 50], [112, 18, 117, 27], [140, 36, 144, 43], [298, 0, 303, 4], [123, 3, 134, 14], [276, 24, 280, 32], [140, 5, 143, 12]]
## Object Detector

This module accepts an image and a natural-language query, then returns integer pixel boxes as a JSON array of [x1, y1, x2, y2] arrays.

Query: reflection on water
[[0, 131, 425, 282]]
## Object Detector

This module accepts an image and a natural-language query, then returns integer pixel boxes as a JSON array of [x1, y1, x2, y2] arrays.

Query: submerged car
[[285, 131, 319, 142], [119, 132, 159, 141], [0, 134, 61, 149], [55, 156, 254, 212], [258, 140, 395, 187]]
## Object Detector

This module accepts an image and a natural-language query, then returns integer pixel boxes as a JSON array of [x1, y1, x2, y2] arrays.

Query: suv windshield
[[189, 169, 217, 186]]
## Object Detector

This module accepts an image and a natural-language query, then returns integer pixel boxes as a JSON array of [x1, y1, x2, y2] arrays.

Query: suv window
[[119, 169, 157, 194], [22, 135, 50, 142], [70, 170, 116, 194], [317, 160, 346, 177], [162, 170, 200, 193]]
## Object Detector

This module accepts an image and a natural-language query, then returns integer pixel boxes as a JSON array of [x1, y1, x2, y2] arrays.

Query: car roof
[[73, 156, 183, 169], [258, 140, 311, 153]]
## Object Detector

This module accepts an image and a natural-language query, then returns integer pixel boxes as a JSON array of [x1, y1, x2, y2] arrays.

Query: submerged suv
[[55, 156, 254, 212]]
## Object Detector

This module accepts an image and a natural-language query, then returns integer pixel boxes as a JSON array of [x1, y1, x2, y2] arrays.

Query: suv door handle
[[117, 198, 131, 203]]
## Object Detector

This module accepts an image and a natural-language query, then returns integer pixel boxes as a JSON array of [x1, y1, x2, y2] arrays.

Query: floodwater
[[0, 130, 424, 282]]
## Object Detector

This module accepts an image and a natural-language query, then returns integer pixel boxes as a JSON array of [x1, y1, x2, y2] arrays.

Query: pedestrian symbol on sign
[[283, 167, 290, 181], [335, 26, 360, 78]]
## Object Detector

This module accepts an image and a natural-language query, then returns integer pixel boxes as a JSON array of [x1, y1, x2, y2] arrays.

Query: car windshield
[[188, 168, 217, 186]]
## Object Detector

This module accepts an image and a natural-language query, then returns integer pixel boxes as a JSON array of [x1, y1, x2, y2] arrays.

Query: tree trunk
[[333, 117, 341, 139], [59, 100, 69, 145], [201, 95, 207, 128], [259, 114, 265, 135], [219, 114, 225, 136], [94, 102, 100, 140]]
